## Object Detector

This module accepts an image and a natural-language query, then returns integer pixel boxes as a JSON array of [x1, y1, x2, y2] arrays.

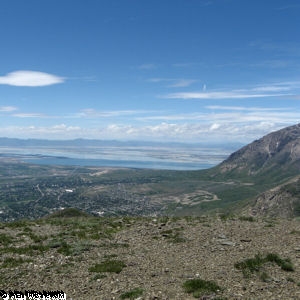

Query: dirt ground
[[1, 216, 300, 299]]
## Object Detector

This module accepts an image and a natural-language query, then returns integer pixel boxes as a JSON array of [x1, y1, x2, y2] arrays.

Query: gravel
[[1, 216, 300, 299]]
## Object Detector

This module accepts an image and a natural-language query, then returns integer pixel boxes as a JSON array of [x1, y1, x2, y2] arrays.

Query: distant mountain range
[[0, 137, 241, 150]]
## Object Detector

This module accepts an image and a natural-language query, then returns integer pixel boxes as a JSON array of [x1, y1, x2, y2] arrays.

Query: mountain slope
[[250, 175, 300, 218], [212, 123, 300, 182], [194, 124, 300, 217]]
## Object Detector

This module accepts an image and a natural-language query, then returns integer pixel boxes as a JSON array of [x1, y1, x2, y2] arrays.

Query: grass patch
[[287, 277, 295, 283], [4, 219, 32, 228], [56, 241, 73, 256], [2, 257, 32, 268], [0, 244, 49, 256], [235, 254, 265, 276], [0, 233, 14, 246], [183, 278, 222, 298], [120, 287, 144, 299], [46, 215, 125, 241], [265, 253, 294, 272], [238, 216, 255, 222], [264, 222, 275, 228], [28, 232, 48, 243], [160, 227, 186, 243], [48, 236, 93, 256], [47, 207, 90, 218], [219, 213, 235, 221], [89, 259, 126, 274], [99, 242, 130, 248], [235, 253, 295, 278]]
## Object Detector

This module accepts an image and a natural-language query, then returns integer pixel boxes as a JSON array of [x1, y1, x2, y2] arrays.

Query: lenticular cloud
[[0, 70, 64, 87]]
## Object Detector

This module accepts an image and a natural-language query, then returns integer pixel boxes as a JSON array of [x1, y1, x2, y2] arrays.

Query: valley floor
[[1, 215, 300, 299]]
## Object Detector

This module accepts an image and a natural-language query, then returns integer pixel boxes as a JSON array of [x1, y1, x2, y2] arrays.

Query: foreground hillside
[[1, 210, 300, 299]]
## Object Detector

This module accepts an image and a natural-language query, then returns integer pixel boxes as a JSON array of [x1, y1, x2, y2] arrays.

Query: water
[[0, 144, 233, 170], [22, 156, 215, 170]]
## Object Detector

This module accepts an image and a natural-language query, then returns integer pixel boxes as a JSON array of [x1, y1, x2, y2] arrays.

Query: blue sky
[[0, 0, 299, 143]]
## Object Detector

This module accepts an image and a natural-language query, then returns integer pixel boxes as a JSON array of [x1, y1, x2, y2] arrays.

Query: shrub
[[183, 278, 221, 298], [234, 254, 265, 277], [120, 287, 144, 299], [235, 253, 295, 278], [265, 253, 294, 272], [89, 259, 126, 274], [238, 216, 255, 222]]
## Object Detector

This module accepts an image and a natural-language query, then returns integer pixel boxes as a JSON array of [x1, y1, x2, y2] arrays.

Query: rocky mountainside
[[217, 123, 300, 180], [203, 123, 300, 217], [250, 175, 300, 218], [1, 211, 300, 299]]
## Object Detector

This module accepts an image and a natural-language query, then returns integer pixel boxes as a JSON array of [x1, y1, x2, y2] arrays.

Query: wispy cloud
[[77, 108, 152, 118], [252, 85, 291, 92], [168, 79, 197, 88], [205, 105, 290, 112], [162, 91, 290, 100], [12, 113, 47, 118], [0, 70, 65, 87], [149, 78, 197, 88], [0, 106, 18, 112], [136, 107, 299, 124], [161, 82, 296, 100]]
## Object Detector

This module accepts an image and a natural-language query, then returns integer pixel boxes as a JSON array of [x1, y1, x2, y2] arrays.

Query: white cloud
[[0, 106, 18, 112], [0, 124, 81, 139], [163, 91, 291, 100], [210, 123, 220, 131], [0, 106, 298, 143], [161, 81, 300, 100], [137, 109, 299, 125], [168, 79, 197, 88], [0, 119, 296, 143], [12, 113, 46, 118], [77, 109, 152, 118], [252, 85, 291, 92], [0, 70, 65, 87], [205, 105, 290, 111]]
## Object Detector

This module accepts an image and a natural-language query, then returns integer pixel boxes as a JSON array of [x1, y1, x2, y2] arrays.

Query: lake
[[0, 143, 236, 170]]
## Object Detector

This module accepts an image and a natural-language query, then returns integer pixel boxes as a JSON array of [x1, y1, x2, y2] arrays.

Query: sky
[[0, 0, 299, 144]]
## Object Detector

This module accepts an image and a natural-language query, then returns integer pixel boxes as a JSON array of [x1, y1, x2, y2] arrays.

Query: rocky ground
[[1, 213, 300, 299]]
